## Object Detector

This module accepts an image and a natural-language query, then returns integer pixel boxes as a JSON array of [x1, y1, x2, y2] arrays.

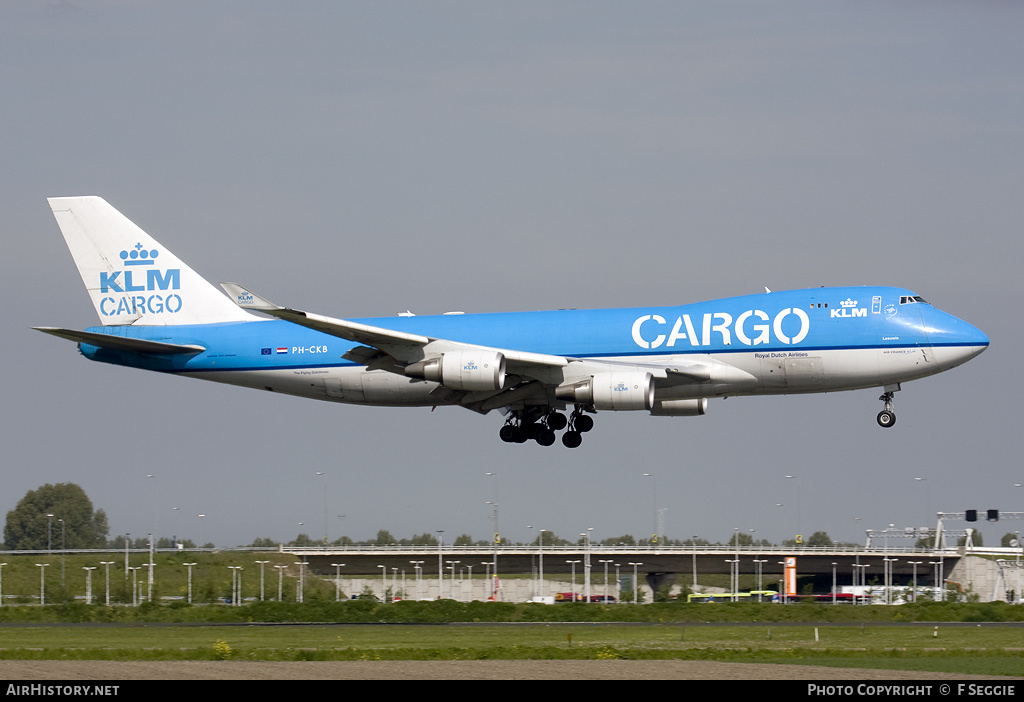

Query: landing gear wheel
[[536, 427, 557, 446], [546, 412, 567, 431], [562, 430, 582, 448], [877, 390, 897, 429], [568, 405, 595, 436]]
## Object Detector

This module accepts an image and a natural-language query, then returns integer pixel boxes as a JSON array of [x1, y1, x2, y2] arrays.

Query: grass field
[[0, 623, 1021, 676], [1, 550, 1022, 676]]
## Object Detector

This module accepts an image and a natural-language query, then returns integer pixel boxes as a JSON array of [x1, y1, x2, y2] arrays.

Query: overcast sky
[[2, 1, 1022, 550]]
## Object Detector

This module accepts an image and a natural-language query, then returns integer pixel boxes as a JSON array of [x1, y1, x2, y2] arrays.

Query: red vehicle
[[553, 592, 617, 603]]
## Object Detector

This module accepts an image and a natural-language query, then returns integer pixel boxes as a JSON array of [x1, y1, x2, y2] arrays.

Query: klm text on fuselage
[[631, 307, 811, 349]]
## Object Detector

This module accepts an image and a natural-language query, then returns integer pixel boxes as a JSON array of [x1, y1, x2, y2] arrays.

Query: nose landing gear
[[877, 389, 897, 428]]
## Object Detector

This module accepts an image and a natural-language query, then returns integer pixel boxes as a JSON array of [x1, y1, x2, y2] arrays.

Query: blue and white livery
[[37, 197, 989, 448]]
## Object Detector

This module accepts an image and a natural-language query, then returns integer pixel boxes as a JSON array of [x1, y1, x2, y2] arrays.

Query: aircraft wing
[[218, 284, 737, 414], [219, 283, 569, 377]]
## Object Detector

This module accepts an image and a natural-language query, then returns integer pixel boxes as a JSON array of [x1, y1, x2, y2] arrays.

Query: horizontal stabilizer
[[34, 327, 205, 355]]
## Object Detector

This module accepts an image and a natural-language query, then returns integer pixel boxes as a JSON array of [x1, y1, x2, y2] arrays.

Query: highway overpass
[[286, 544, 971, 594]]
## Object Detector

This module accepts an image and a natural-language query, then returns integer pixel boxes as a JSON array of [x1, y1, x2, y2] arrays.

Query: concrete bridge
[[281, 544, 1024, 601]]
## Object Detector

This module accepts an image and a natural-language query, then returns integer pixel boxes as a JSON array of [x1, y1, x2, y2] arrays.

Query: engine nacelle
[[650, 398, 708, 416], [555, 371, 654, 411], [404, 350, 506, 391]]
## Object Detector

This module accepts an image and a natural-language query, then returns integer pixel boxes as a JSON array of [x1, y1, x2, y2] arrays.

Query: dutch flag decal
[[277, 347, 289, 354]]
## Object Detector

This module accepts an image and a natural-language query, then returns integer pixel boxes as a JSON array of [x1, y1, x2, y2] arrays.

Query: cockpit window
[[899, 295, 928, 305]]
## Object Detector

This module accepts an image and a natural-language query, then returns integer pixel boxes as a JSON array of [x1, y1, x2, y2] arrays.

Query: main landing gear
[[499, 405, 594, 448], [877, 389, 897, 428]]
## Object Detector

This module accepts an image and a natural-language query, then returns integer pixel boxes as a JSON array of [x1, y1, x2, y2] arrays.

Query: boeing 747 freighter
[[37, 197, 989, 447]]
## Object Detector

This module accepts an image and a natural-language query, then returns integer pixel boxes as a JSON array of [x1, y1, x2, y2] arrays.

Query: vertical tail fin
[[48, 196, 256, 326]]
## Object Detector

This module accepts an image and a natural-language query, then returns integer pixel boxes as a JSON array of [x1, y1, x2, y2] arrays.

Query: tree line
[[5, 483, 1016, 551]]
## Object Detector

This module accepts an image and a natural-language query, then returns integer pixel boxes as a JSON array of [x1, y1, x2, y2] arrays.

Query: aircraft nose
[[965, 322, 989, 349], [949, 314, 989, 350], [927, 309, 988, 367]]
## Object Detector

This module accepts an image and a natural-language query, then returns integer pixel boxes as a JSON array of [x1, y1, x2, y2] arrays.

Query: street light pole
[[629, 562, 643, 604], [100, 561, 114, 606], [295, 561, 308, 603], [754, 559, 767, 601], [59, 519, 66, 588], [599, 560, 613, 603], [486, 472, 499, 601], [228, 566, 242, 606], [411, 561, 423, 601], [909, 561, 923, 603], [535, 528, 545, 599], [436, 530, 444, 600], [128, 566, 140, 606], [725, 559, 739, 601], [583, 528, 593, 603], [274, 565, 286, 601], [36, 563, 49, 606], [255, 561, 270, 601], [183, 563, 196, 604], [566, 560, 580, 601], [330, 563, 344, 602], [691, 536, 699, 590]]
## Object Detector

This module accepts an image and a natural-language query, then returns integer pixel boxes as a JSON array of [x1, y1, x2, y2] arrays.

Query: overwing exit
[[37, 197, 989, 447]]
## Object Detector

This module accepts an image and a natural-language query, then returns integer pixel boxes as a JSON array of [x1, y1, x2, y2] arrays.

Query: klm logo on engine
[[631, 308, 811, 349], [97, 243, 183, 317]]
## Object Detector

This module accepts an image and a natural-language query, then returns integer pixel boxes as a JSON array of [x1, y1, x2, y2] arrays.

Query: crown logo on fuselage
[[832, 297, 866, 319]]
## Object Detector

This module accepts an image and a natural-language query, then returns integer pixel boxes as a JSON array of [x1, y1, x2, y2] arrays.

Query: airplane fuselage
[[77, 286, 987, 410]]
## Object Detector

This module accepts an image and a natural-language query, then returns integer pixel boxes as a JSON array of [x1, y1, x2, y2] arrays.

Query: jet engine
[[404, 350, 506, 391], [555, 371, 654, 411]]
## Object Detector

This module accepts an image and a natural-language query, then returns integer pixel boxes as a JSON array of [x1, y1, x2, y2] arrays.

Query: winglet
[[219, 283, 281, 312]]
